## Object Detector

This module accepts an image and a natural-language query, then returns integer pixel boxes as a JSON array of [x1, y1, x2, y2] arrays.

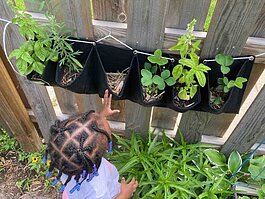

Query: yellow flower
[[32, 157, 39, 163], [47, 159, 51, 166]]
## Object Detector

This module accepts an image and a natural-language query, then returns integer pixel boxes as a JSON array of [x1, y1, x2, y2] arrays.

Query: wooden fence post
[[0, 55, 41, 152], [177, 0, 265, 143]]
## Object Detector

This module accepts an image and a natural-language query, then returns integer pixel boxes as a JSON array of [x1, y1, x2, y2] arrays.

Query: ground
[[0, 150, 61, 199]]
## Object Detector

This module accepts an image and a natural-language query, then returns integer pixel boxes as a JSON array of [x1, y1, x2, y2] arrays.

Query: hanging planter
[[199, 54, 255, 114], [93, 43, 135, 100], [55, 41, 96, 94], [137, 49, 176, 106]]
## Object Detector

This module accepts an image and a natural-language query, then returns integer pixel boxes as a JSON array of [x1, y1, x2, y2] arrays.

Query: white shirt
[[61, 158, 120, 199]]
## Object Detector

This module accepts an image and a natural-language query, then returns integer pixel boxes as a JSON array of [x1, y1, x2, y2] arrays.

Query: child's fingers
[[121, 177, 126, 184], [112, 109, 120, 114], [108, 93, 112, 106], [104, 89, 108, 106]]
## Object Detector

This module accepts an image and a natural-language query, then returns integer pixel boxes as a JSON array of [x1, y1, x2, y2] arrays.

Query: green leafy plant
[[0, 128, 18, 154], [169, 19, 211, 101], [141, 49, 175, 102], [110, 131, 237, 199], [211, 54, 248, 107], [8, 1, 58, 76]]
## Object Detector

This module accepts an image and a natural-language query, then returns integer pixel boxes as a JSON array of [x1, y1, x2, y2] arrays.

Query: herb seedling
[[211, 54, 248, 107], [169, 19, 211, 101], [141, 49, 175, 102], [8, 1, 58, 76]]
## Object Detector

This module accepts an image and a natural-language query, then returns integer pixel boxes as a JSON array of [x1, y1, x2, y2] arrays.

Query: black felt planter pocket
[[26, 61, 58, 86], [133, 53, 175, 107], [168, 86, 201, 113], [200, 56, 255, 114], [93, 44, 135, 100], [55, 41, 96, 94]]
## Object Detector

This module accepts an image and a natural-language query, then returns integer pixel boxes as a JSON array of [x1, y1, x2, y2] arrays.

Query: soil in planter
[[209, 87, 229, 109], [106, 67, 129, 96], [173, 85, 196, 108], [142, 86, 165, 103], [61, 68, 81, 86]]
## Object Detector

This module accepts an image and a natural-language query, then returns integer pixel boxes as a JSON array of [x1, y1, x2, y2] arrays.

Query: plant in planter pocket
[[141, 49, 176, 102], [8, 1, 58, 78], [210, 54, 247, 109], [169, 19, 211, 107]]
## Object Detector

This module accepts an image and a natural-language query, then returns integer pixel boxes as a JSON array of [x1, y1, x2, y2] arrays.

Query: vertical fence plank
[[126, 0, 170, 134], [92, 0, 127, 122], [46, 0, 102, 113], [92, 0, 128, 23], [251, 3, 265, 37], [166, 0, 211, 31], [0, 0, 57, 142], [0, 55, 41, 152], [177, 0, 265, 143], [221, 86, 265, 155]]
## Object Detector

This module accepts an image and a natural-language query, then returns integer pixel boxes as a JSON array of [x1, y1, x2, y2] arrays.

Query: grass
[[204, 0, 218, 31]]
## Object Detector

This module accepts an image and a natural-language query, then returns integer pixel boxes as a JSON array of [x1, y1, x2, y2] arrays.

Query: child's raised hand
[[116, 177, 138, 199], [100, 89, 120, 118]]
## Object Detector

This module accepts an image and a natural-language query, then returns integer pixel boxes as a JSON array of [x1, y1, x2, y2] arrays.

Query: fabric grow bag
[[133, 52, 176, 107], [55, 40, 97, 94], [197, 56, 255, 114], [26, 60, 58, 86], [93, 43, 135, 100]]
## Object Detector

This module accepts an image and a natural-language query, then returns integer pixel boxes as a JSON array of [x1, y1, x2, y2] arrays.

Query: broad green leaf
[[224, 86, 230, 93], [9, 49, 22, 59], [153, 75, 165, 90], [33, 61, 45, 75], [21, 52, 34, 64], [195, 71, 206, 87], [190, 85, 198, 99], [151, 65, 157, 74], [204, 149, 226, 166], [178, 88, 189, 100], [215, 54, 234, 67], [214, 96, 222, 105], [221, 65, 230, 74], [144, 62, 152, 70], [141, 69, 152, 79], [148, 49, 168, 66], [192, 40, 201, 50], [223, 77, 229, 85], [172, 65, 183, 80], [161, 70, 170, 79], [198, 63, 211, 72], [234, 77, 247, 89], [17, 58, 28, 75], [179, 58, 194, 68], [262, 184, 265, 193], [35, 48, 47, 62], [141, 77, 152, 86], [24, 64, 34, 75], [217, 78, 223, 85], [165, 77, 176, 86], [228, 151, 242, 173], [169, 44, 182, 51], [154, 49, 162, 58], [227, 80, 235, 89]]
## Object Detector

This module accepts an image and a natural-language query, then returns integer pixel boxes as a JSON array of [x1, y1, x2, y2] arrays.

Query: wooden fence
[[0, 0, 264, 154]]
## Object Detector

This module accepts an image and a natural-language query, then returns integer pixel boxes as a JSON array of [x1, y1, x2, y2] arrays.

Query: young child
[[44, 90, 138, 199]]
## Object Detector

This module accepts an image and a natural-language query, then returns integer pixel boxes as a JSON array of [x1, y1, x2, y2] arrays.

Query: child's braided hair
[[44, 110, 112, 193]]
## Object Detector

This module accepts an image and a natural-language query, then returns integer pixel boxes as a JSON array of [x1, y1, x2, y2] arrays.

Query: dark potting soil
[[209, 87, 229, 110]]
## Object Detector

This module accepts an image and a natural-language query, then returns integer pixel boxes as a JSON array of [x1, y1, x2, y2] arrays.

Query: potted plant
[[8, 1, 58, 85], [93, 43, 135, 99], [204, 53, 254, 113], [168, 19, 211, 112], [139, 49, 176, 105]]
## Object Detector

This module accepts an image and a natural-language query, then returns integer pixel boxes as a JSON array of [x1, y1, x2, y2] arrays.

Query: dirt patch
[[0, 151, 60, 199]]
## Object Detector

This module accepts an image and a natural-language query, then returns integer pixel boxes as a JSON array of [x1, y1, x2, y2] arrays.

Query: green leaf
[[33, 61, 45, 75], [141, 69, 152, 79], [161, 70, 170, 79], [179, 58, 194, 68], [262, 184, 265, 193], [204, 149, 227, 166], [21, 52, 34, 64], [198, 63, 211, 72], [141, 77, 152, 86], [234, 77, 247, 89], [153, 75, 165, 90], [17, 58, 28, 75], [227, 80, 235, 89], [178, 88, 189, 100], [228, 151, 242, 173], [165, 77, 176, 86], [217, 78, 223, 85], [190, 85, 198, 99], [172, 65, 183, 80], [64, 42, 74, 52], [70, 57, 83, 69], [221, 65, 230, 74], [215, 54, 234, 67], [169, 44, 182, 51], [35, 48, 47, 62], [223, 77, 229, 85], [192, 40, 201, 50], [224, 86, 230, 93], [144, 62, 152, 70], [9, 49, 22, 59], [195, 71, 206, 87], [148, 49, 168, 66]]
